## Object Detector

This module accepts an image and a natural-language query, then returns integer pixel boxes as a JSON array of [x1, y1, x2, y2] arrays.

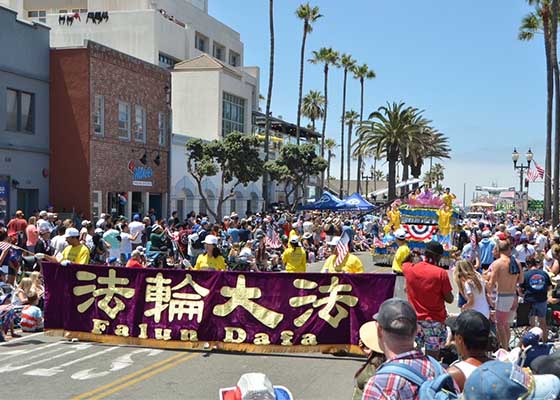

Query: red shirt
[[402, 261, 452, 323], [7, 218, 27, 236], [126, 259, 144, 268]]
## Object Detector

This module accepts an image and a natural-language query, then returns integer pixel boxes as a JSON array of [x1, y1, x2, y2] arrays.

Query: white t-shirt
[[535, 234, 548, 252], [515, 244, 536, 263], [463, 279, 490, 319], [302, 221, 314, 234], [544, 248, 555, 270], [120, 232, 133, 255], [128, 221, 144, 244], [50, 235, 68, 256]]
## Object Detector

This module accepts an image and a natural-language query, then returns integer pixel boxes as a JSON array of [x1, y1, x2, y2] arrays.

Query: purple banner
[[43, 263, 395, 353]]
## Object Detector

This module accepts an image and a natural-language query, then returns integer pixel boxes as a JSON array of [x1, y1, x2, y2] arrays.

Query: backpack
[[376, 356, 459, 400]]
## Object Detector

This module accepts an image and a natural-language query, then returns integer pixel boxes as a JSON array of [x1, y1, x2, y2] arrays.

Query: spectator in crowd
[[193, 235, 226, 271], [7, 210, 27, 248], [128, 214, 145, 251], [321, 236, 364, 273], [126, 248, 146, 268], [453, 260, 490, 318], [25, 216, 38, 253], [282, 237, 307, 273], [519, 258, 552, 343], [478, 229, 496, 270], [403, 240, 453, 358], [516, 235, 536, 269], [42, 228, 90, 265], [392, 228, 410, 299], [353, 321, 386, 400], [20, 291, 43, 332], [50, 226, 68, 257]]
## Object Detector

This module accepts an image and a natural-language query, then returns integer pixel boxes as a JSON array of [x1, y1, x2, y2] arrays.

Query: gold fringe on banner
[[45, 329, 364, 356]]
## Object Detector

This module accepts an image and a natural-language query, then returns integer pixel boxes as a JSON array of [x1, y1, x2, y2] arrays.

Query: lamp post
[[361, 164, 374, 197], [512, 148, 533, 216]]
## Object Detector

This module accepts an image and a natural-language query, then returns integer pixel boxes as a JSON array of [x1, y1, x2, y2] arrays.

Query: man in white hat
[[41, 227, 90, 265], [392, 228, 410, 299], [282, 236, 307, 273]]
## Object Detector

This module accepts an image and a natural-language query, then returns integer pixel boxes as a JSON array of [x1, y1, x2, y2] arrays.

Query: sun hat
[[522, 331, 541, 348], [463, 360, 560, 400], [219, 373, 293, 400], [203, 235, 218, 245], [359, 321, 383, 354], [373, 298, 417, 337], [94, 228, 103, 235], [289, 236, 300, 244], [425, 240, 444, 256], [394, 228, 407, 240], [327, 236, 341, 246], [64, 227, 80, 238], [302, 232, 313, 240]]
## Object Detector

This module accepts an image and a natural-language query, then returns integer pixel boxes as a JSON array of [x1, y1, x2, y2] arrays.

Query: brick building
[[50, 41, 171, 220]]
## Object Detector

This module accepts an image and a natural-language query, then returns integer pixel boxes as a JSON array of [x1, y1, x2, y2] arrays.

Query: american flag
[[527, 167, 539, 182], [265, 226, 282, 249], [470, 231, 478, 250], [335, 232, 350, 267], [0, 242, 13, 252], [534, 161, 545, 179]]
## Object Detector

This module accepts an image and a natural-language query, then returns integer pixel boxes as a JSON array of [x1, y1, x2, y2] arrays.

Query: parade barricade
[[42, 263, 395, 354]]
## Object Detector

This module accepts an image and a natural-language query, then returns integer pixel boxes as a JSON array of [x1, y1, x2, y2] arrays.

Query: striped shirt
[[362, 350, 440, 400], [21, 305, 43, 332]]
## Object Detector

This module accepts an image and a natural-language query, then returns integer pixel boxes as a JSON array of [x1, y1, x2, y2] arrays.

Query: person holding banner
[[40, 227, 90, 265], [193, 235, 226, 271], [322, 235, 364, 274], [282, 236, 307, 273]]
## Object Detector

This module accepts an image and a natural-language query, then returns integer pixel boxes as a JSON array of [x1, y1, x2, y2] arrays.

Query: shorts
[[529, 301, 548, 318], [416, 320, 447, 352], [496, 293, 517, 324]]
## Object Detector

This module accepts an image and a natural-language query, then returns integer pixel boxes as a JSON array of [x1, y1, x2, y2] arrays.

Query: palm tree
[[410, 129, 450, 189], [552, 0, 560, 225], [309, 47, 339, 189], [263, 0, 275, 211], [344, 110, 360, 194], [295, 3, 322, 144], [425, 163, 445, 190], [519, 1, 553, 222], [338, 54, 356, 197], [301, 90, 325, 132], [355, 102, 417, 201], [352, 64, 376, 192], [325, 138, 337, 189]]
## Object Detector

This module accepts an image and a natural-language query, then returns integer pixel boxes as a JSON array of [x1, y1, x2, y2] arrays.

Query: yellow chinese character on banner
[[289, 276, 358, 328], [73, 269, 135, 319], [213, 275, 284, 329], [144, 273, 210, 323]]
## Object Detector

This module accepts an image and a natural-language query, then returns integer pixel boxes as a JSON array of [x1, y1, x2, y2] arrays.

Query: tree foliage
[[186, 132, 264, 220]]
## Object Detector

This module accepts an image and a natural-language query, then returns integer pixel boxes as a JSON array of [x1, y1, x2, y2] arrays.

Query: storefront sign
[[128, 160, 153, 187], [0, 175, 9, 225], [42, 263, 395, 353]]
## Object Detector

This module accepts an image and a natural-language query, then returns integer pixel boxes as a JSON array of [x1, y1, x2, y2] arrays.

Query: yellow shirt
[[194, 254, 226, 271], [282, 246, 307, 273], [437, 209, 453, 236], [289, 229, 299, 240], [322, 253, 364, 274], [442, 193, 456, 208], [61, 244, 90, 265], [392, 244, 410, 273], [387, 209, 401, 229]]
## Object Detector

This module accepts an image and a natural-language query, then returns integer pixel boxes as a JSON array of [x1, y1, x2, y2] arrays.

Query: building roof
[[174, 53, 242, 78], [252, 111, 320, 139]]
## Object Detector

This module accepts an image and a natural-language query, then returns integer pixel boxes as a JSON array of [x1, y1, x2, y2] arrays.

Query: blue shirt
[[521, 269, 551, 303], [227, 228, 240, 243], [478, 238, 496, 265]]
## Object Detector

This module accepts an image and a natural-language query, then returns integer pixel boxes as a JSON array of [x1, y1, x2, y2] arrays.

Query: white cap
[[289, 236, 300, 244], [529, 326, 543, 340], [203, 235, 218, 245], [39, 210, 48, 218], [94, 228, 103, 234], [327, 236, 341, 246], [292, 223, 298, 229], [81, 220, 91, 227], [394, 228, 407, 240], [65, 227, 80, 238]]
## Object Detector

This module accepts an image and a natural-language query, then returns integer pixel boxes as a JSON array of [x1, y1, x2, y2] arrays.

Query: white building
[[4, 0, 265, 219]]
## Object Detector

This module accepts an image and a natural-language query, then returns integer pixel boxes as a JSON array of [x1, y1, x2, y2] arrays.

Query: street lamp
[[361, 164, 375, 196], [512, 148, 532, 216]]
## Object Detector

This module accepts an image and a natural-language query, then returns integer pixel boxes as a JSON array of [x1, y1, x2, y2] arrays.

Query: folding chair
[[547, 303, 560, 341], [510, 302, 532, 348]]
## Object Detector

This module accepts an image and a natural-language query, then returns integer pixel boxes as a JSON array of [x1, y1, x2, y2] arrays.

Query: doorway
[[149, 193, 162, 220], [17, 188, 38, 217]]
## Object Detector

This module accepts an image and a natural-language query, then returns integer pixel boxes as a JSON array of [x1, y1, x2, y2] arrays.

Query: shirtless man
[[488, 239, 523, 349]]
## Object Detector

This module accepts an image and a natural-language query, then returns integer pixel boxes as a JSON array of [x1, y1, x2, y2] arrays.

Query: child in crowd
[[20, 291, 43, 332], [11, 277, 33, 306]]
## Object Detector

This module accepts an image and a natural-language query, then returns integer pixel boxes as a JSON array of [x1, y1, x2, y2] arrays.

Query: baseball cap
[[425, 240, 444, 256], [327, 236, 340, 246], [463, 360, 560, 400], [203, 235, 218, 245], [133, 214, 141, 221], [449, 310, 491, 349], [65, 227, 80, 238], [94, 228, 103, 235], [39, 210, 48, 218], [521, 331, 540, 347], [359, 321, 383, 354], [481, 230, 492, 238], [394, 228, 407, 240], [38, 225, 50, 234], [373, 298, 417, 337], [81, 220, 91, 227], [289, 236, 300, 244], [219, 373, 293, 400]]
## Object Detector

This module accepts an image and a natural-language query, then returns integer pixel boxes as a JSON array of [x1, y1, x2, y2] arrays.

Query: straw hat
[[359, 321, 383, 354]]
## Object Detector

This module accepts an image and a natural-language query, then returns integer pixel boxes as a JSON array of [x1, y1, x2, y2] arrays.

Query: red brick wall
[[88, 43, 170, 195], [49, 48, 91, 215]]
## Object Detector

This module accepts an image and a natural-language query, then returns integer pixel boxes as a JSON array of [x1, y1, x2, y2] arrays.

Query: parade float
[[373, 187, 461, 266]]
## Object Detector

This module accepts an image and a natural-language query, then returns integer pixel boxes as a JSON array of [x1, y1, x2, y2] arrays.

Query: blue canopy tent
[[339, 192, 376, 212], [299, 192, 345, 210]]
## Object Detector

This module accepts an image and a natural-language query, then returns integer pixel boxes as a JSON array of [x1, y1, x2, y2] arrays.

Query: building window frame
[[28, 10, 47, 23], [158, 112, 167, 146], [93, 95, 104, 136], [195, 32, 208, 53], [134, 105, 146, 143], [158, 52, 178, 69], [118, 101, 131, 140], [222, 92, 245, 136], [6, 88, 35, 134], [213, 41, 226, 61], [229, 50, 240, 67]]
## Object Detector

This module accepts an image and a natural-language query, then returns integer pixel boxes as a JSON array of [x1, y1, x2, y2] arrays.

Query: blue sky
[[211, 1, 546, 202]]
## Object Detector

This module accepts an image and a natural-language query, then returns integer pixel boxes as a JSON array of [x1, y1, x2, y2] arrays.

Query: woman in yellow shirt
[[282, 237, 307, 273], [193, 235, 226, 271], [322, 236, 364, 273]]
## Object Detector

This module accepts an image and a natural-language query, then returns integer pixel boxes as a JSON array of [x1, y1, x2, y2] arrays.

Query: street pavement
[[0, 253, 458, 400]]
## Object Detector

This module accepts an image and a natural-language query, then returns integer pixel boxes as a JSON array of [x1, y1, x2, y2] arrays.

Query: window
[[195, 32, 208, 52], [72, 8, 88, 13], [118, 102, 130, 140], [28, 10, 46, 23], [213, 42, 225, 61], [158, 112, 167, 146], [229, 50, 240, 67], [222, 92, 245, 136], [93, 95, 104, 136], [134, 106, 146, 142], [6, 89, 34, 133], [92, 191, 102, 219], [158, 53, 178, 69], [59, 9, 68, 13]]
